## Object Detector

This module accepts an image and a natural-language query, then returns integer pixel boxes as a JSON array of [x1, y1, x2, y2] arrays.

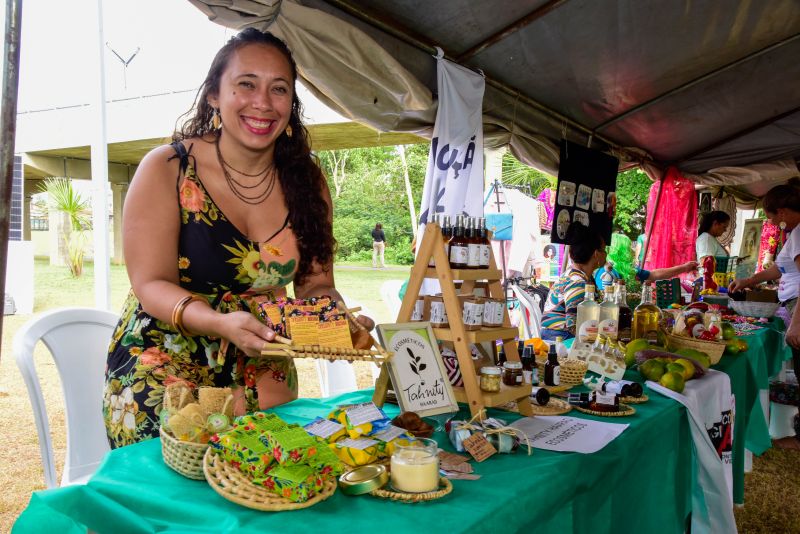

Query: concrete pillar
[[111, 183, 127, 265], [22, 183, 33, 241]]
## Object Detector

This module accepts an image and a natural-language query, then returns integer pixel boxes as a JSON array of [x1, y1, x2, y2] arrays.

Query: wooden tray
[[203, 449, 336, 511]]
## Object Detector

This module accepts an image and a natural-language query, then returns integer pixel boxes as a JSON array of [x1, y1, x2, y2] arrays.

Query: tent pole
[[641, 178, 665, 268], [0, 0, 24, 359]]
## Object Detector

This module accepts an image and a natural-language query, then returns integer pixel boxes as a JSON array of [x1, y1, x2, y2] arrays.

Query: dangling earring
[[284, 124, 293, 138], [211, 108, 222, 130], [780, 221, 787, 230]]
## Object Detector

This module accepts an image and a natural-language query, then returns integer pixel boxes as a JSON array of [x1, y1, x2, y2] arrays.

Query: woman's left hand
[[355, 314, 375, 331], [786, 322, 800, 349]]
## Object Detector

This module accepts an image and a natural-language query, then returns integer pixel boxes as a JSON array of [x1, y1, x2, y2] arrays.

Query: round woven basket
[[729, 300, 780, 318], [620, 393, 649, 405], [203, 449, 336, 511], [666, 333, 725, 364], [160, 426, 209, 480], [574, 403, 635, 417], [536, 358, 588, 386], [528, 397, 572, 416]]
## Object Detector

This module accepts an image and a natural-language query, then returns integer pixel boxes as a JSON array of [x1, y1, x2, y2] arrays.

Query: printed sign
[[377, 322, 459, 417]]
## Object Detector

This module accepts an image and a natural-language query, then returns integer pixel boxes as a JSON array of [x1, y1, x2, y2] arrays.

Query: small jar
[[482, 298, 504, 327], [463, 297, 484, 331], [410, 298, 425, 321], [429, 296, 449, 327], [479, 366, 501, 392], [501, 361, 523, 386]]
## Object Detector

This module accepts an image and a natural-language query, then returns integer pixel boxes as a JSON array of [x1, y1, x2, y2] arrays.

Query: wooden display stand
[[373, 223, 533, 417]]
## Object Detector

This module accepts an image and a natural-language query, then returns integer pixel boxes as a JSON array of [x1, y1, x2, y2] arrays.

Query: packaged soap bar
[[329, 438, 381, 466], [305, 441, 346, 476], [328, 403, 391, 439], [209, 428, 275, 479], [233, 412, 290, 433], [253, 464, 325, 503], [265, 426, 319, 465]]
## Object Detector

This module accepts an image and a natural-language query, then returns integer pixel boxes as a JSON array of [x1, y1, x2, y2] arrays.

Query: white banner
[[648, 369, 737, 534], [418, 52, 485, 229]]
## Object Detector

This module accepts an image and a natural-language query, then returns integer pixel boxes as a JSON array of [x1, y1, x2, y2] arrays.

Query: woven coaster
[[574, 403, 636, 417], [370, 477, 453, 503], [528, 398, 572, 416], [620, 393, 649, 405]]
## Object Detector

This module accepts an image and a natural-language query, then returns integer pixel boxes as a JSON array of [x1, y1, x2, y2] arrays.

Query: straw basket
[[666, 333, 726, 364], [536, 358, 588, 386], [160, 427, 209, 480]]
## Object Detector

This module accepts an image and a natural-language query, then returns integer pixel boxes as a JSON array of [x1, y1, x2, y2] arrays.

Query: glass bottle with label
[[529, 386, 551, 406], [441, 215, 452, 264], [448, 215, 468, 269], [544, 343, 560, 386], [466, 217, 481, 269], [478, 217, 492, 269], [598, 286, 619, 341], [601, 379, 643, 398], [520, 345, 534, 384], [615, 280, 633, 344], [632, 282, 662, 342], [575, 284, 600, 342]]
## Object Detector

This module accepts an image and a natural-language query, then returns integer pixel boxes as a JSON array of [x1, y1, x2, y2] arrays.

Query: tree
[[501, 152, 556, 195], [38, 177, 91, 277], [614, 168, 652, 240]]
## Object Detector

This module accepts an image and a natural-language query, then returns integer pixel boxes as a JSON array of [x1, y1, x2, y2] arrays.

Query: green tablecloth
[[14, 389, 692, 534], [713, 320, 791, 504]]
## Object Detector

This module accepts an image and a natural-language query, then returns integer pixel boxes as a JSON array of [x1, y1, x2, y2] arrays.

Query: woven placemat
[[620, 393, 649, 405], [536, 383, 572, 394], [529, 398, 572, 416], [203, 449, 336, 511], [370, 477, 452, 503], [574, 403, 636, 417]]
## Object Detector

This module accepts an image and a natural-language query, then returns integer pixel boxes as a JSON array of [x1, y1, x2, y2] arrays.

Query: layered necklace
[[214, 135, 277, 205]]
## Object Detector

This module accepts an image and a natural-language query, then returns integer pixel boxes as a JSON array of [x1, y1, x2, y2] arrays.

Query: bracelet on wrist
[[171, 294, 206, 337]]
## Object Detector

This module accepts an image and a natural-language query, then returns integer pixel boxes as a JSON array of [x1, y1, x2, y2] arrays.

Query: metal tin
[[338, 464, 389, 495]]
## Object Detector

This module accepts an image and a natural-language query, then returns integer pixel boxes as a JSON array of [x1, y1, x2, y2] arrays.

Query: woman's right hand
[[217, 311, 276, 358], [728, 277, 753, 293]]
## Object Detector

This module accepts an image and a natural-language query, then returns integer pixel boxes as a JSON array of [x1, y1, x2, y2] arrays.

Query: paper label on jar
[[577, 320, 598, 343], [449, 245, 468, 265], [411, 299, 424, 321], [481, 301, 502, 326], [598, 319, 618, 340], [467, 244, 481, 267], [463, 301, 484, 325], [479, 244, 491, 267], [515, 373, 522, 384], [430, 301, 448, 325], [595, 391, 616, 406]]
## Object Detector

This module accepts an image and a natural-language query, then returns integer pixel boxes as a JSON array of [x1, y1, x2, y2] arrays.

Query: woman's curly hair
[[173, 28, 335, 286]]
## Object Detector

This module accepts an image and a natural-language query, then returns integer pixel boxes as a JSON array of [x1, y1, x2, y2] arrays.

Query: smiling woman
[[103, 29, 371, 449]]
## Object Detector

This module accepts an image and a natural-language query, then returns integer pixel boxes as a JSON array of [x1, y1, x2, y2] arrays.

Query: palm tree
[[38, 177, 91, 277]]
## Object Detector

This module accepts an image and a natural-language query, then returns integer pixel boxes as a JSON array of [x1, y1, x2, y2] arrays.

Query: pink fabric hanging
[[643, 167, 698, 285], [537, 189, 555, 230], [756, 220, 783, 272]]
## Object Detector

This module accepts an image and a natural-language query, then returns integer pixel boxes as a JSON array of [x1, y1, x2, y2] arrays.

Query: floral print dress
[[104, 142, 301, 449]]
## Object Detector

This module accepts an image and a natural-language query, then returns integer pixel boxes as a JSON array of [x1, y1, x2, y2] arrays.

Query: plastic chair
[[13, 307, 118, 488]]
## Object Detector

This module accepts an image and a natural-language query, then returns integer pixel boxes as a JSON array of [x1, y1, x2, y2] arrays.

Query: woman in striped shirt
[[541, 222, 607, 341]]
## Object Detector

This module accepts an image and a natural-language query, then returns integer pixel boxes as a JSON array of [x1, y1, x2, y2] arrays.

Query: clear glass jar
[[390, 438, 440, 493], [501, 361, 524, 386], [479, 366, 501, 392]]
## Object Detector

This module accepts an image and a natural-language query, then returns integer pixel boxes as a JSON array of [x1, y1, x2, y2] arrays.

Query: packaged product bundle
[[326, 402, 392, 439], [264, 426, 320, 465], [253, 464, 326, 503], [209, 427, 276, 479], [329, 438, 382, 466]]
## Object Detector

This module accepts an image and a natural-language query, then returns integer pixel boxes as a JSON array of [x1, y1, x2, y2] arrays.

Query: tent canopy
[[190, 0, 800, 198]]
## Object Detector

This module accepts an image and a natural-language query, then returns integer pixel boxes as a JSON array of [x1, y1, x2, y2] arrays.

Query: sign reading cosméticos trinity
[[378, 323, 458, 417]]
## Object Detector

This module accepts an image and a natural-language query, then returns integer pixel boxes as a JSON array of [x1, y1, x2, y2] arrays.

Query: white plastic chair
[[13, 307, 118, 488]]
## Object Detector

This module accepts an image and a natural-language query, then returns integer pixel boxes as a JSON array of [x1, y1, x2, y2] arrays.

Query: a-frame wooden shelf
[[373, 223, 532, 417]]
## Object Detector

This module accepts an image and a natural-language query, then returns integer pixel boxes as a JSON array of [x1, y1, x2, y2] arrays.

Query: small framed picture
[[377, 322, 459, 417], [738, 219, 762, 260]]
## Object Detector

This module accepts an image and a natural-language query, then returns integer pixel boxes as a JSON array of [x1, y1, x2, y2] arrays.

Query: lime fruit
[[659, 371, 686, 393], [625, 338, 650, 366], [666, 362, 687, 377], [640, 359, 667, 382], [673, 358, 696, 380]]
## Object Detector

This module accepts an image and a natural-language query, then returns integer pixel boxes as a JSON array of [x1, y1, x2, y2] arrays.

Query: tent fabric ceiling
[[189, 0, 800, 189]]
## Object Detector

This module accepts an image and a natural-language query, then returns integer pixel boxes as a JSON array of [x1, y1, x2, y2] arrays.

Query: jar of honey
[[479, 366, 501, 392]]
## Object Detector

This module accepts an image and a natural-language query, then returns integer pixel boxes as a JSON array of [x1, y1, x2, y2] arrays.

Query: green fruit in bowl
[[673, 359, 696, 380], [721, 322, 736, 340], [625, 339, 650, 366], [660, 371, 686, 393], [666, 362, 687, 377]]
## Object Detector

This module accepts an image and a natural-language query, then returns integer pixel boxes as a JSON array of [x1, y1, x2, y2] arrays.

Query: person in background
[[696, 210, 731, 264], [596, 233, 698, 289], [541, 222, 607, 341], [371, 223, 387, 269], [729, 177, 800, 440], [104, 29, 373, 449]]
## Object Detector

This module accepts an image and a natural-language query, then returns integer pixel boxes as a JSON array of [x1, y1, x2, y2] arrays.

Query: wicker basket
[[536, 357, 588, 386], [160, 426, 209, 480], [729, 301, 780, 318], [666, 333, 726, 364]]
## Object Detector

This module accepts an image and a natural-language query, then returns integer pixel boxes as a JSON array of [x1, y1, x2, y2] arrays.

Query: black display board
[[550, 140, 619, 245]]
